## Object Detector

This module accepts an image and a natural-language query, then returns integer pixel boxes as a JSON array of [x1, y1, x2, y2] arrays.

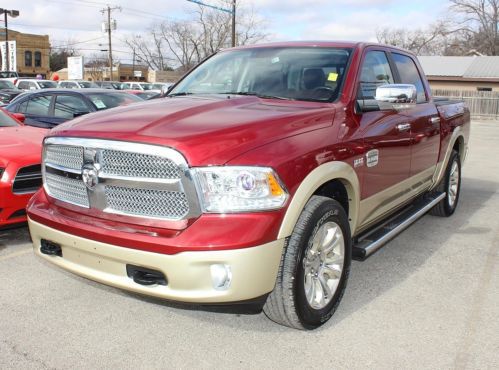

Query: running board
[[352, 192, 446, 261]]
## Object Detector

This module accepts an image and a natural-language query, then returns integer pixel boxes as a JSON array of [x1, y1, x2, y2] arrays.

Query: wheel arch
[[277, 161, 360, 239], [431, 126, 466, 190]]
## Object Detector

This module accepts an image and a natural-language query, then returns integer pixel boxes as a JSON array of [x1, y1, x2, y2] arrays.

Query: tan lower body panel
[[357, 166, 436, 232], [29, 218, 284, 303]]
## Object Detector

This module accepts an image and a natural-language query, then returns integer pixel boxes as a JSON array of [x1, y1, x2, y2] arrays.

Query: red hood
[[50, 95, 335, 165], [0, 125, 46, 167]]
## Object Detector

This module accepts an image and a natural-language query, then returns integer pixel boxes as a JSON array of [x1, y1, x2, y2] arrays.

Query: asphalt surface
[[1, 121, 498, 369]]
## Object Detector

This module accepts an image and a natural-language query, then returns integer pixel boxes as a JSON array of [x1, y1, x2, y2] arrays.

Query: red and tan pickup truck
[[27, 41, 470, 329]]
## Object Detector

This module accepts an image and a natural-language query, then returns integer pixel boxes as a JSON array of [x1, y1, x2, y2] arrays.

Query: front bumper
[[29, 218, 285, 303]]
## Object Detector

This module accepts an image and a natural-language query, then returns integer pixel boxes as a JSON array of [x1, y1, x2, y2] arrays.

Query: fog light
[[210, 264, 232, 290]]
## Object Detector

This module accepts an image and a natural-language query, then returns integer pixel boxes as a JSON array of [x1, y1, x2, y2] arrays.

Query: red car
[[0, 109, 46, 227]]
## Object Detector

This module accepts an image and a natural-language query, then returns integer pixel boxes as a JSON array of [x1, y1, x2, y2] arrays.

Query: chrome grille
[[105, 186, 189, 219], [101, 150, 180, 179], [45, 145, 83, 170], [42, 138, 201, 221], [45, 172, 89, 207]]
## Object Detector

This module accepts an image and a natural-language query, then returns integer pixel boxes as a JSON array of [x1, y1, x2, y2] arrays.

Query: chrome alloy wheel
[[448, 160, 460, 207], [303, 221, 345, 310]]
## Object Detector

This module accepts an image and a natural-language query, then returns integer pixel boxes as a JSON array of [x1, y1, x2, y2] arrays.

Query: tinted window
[[0, 80, 16, 89], [25, 96, 51, 116], [18, 81, 29, 90], [358, 51, 395, 99], [38, 81, 58, 89], [392, 53, 426, 103], [54, 95, 90, 118], [88, 93, 142, 110]]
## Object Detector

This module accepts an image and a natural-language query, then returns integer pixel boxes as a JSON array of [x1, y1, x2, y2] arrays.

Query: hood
[[51, 95, 335, 165], [0, 125, 46, 165]]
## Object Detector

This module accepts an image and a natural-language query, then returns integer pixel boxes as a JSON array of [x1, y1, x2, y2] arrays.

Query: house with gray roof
[[418, 56, 499, 92]]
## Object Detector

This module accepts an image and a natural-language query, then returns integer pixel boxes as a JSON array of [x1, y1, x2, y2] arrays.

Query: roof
[[418, 56, 499, 79]]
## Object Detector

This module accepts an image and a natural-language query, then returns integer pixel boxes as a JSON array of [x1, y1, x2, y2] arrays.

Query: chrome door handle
[[430, 116, 440, 124], [396, 123, 411, 132]]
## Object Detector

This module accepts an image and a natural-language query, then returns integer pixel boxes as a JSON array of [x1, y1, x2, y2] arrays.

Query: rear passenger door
[[391, 53, 440, 182]]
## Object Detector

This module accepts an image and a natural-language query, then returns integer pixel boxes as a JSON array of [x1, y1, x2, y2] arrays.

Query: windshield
[[39, 81, 58, 88], [0, 110, 20, 127], [0, 80, 17, 89], [0, 71, 18, 78], [170, 47, 352, 102], [78, 81, 98, 88], [140, 83, 153, 90], [87, 92, 142, 110]]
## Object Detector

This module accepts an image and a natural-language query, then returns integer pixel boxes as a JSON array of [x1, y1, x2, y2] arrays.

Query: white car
[[58, 80, 99, 89], [121, 82, 160, 93], [16, 79, 58, 91]]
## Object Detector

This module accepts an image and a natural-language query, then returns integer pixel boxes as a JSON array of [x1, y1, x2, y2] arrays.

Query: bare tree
[[85, 53, 108, 81], [376, 21, 452, 55], [450, 0, 499, 55], [125, 0, 268, 72]]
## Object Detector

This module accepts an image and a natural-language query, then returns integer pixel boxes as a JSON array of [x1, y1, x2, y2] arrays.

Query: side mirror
[[12, 113, 26, 123], [375, 84, 417, 111]]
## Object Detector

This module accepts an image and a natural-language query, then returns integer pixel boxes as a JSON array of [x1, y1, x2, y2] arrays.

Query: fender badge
[[354, 158, 364, 168], [366, 149, 379, 168]]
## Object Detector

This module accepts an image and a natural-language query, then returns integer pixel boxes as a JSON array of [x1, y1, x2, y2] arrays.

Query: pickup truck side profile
[[27, 41, 470, 330]]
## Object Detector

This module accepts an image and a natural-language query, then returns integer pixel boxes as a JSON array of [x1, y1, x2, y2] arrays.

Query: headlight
[[193, 166, 288, 212]]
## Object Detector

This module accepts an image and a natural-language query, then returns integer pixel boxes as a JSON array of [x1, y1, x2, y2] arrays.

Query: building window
[[35, 51, 42, 67], [25, 51, 32, 67], [477, 87, 492, 92]]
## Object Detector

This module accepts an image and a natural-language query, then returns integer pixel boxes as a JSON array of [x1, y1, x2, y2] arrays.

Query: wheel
[[263, 196, 351, 330], [430, 149, 461, 217]]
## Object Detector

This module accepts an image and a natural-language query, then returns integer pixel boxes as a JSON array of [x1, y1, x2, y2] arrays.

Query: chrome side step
[[352, 192, 446, 261]]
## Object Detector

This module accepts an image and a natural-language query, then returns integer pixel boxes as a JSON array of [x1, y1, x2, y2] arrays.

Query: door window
[[25, 96, 52, 116], [392, 53, 427, 103], [54, 95, 91, 118], [358, 51, 395, 99], [18, 81, 29, 90]]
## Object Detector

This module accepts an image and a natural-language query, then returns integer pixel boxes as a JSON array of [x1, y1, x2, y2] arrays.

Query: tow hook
[[40, 239, 62, 257], [126, 264, 167, 286]]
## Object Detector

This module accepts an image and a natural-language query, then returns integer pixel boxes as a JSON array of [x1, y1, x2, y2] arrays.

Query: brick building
[[1, 28, 50, 78]]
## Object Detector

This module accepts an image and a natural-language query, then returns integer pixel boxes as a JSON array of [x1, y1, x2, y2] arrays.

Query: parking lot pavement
[[1, 121, 498, 369]]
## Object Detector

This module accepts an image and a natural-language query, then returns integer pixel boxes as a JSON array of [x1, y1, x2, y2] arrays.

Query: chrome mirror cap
[[375, 84, 417, 111]]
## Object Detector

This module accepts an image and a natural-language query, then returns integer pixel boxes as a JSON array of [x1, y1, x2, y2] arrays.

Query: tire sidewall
[[294, 200, 351, 329], [444, 151, 461, 215]]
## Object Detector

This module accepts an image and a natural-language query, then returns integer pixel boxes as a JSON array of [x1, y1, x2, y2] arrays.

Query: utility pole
[[101, 5, 121, 80], [186, 0, 236, 47], [0, 8, 20, 71], [231, 0, 236, 47]]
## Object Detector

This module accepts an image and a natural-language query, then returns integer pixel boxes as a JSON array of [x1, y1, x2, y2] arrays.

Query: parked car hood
[[0, 125, 46, 166], [50, 95, 335, 165]]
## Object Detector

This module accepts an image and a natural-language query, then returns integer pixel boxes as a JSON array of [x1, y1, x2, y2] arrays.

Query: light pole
[[0, 8, 20, 71]]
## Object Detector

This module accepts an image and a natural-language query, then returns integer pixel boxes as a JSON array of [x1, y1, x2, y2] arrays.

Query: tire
[[263, 196, 351, 330], [430, 150, 461, 217]]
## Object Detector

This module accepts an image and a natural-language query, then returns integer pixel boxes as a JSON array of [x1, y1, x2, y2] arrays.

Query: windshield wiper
[[168, 92, 194, 97], [223, 91, 293, 100]]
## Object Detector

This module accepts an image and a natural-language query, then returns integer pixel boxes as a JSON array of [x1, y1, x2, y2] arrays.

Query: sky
[[1, 0, 450, 64]]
